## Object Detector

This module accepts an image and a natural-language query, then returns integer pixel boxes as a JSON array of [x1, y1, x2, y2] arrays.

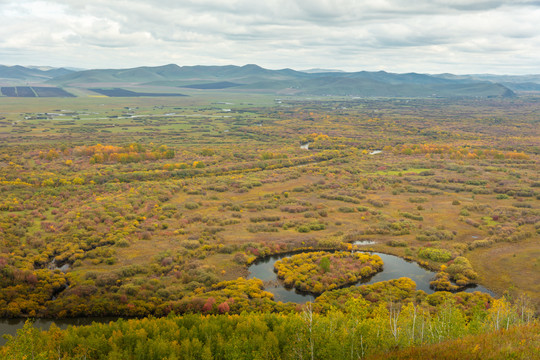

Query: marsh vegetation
[[0, 94, 538, 358]]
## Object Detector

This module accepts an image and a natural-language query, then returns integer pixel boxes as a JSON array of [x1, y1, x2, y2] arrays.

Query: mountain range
[[1, 63, 539, 98], [0, 65, 74, 83]]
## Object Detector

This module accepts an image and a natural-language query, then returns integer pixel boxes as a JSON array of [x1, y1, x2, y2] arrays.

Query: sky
[[1, 0, 539, 74]]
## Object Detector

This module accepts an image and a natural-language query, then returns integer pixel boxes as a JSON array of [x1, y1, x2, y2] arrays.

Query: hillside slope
[[368, 323, 539, 360]]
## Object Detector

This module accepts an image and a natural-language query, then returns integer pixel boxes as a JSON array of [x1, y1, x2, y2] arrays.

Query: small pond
[[247, 250, 496, 303]]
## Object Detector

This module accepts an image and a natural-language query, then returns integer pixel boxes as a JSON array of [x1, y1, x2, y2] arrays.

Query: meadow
[[0, 93, 538, 357]]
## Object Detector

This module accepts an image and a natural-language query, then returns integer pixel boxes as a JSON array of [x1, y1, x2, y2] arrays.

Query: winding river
[[247, 249, 496, 303], [1, 248, 495, 346]]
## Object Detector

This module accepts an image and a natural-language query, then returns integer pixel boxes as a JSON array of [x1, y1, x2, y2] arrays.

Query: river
[[247, 249, 495, 303], [1, 249, 495, 346]]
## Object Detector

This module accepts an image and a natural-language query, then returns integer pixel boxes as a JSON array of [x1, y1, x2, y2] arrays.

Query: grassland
[[0, 94, 538, 320], [470, 237, 540, 301]]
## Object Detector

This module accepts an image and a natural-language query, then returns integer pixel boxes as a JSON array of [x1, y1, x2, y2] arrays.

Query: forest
[[0, 94, 538, 358], [2, 295, 537, 359]]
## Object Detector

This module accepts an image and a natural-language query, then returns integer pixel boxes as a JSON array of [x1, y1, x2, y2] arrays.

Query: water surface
[[248, 251, 495, 303], [1, 251, 495, 344]]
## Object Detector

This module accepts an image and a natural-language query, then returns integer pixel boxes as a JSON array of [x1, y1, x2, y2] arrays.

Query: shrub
[[418, 247, 452, 262], [233, 253, 247, 264], [185, 202, 199, 210], [368, 199, 385, 208], [400, 212, 423, 221], [416, 227, 454, 242], [468, 239, 493, 250], [250, 215, 280, 223], [513, 203, 531, 208], [247, 224, 279, 233], [386, 240, 407, 247], [115, 239, 130, 248]]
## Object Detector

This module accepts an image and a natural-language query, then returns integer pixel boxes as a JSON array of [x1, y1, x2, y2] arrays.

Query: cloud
[[0, 0, 539, 74]]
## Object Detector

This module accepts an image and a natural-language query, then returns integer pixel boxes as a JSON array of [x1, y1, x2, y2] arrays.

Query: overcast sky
[[1, 0, 539, 74]]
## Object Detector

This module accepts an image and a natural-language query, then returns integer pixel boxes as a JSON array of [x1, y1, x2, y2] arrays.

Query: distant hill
[[49, 64, 307, 86], [4, 63, 538, 97], [0, 65, 74, 83], [435, 73, 540, 92], [436, 73, 540, 84], [44, 64, 520, 98], [300, 68, 345, 73]]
